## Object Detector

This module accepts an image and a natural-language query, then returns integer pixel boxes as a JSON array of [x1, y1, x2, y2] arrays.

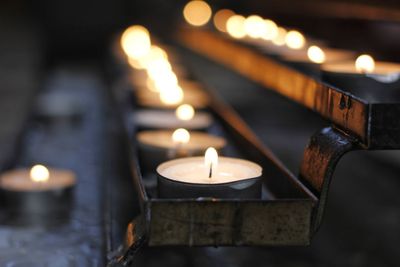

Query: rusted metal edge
[[146, 199, 314, 246], [300, 126, 359, 232], [178, 29, 369, 146]]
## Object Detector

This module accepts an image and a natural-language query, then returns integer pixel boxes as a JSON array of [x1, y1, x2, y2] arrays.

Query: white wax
[[0, 168, 76, 192], [157, 157, 262, 184], [137, 130, 226, 150], [133, 110, 212, 130], [322, 61, 400, 75]]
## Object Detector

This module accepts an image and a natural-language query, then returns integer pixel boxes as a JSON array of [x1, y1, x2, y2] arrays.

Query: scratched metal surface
[[122, 47, 400, 267]]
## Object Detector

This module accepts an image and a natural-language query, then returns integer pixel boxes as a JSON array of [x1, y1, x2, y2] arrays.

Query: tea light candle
[[137, 129, 226, 173], [133, 104, 212, 130], [157, 147, 263, 198], [134, 83, 209, 109], [0, 165, 76, 225], [322, 54, 400, 102], [280, 46, 355, 76]]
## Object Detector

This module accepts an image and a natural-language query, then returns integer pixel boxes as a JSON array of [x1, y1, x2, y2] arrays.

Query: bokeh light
[[183, 1, 212, 26]]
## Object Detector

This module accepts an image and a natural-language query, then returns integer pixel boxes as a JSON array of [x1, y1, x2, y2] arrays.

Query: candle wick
[[209, 163, 212, 179]]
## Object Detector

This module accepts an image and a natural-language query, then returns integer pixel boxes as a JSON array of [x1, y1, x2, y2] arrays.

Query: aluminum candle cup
[[0, 166, 76, 225], [322, 61, 400, 102], [133, 109, 212, 131], [157, 157, 263, 199], [137, 130, 226, 173]]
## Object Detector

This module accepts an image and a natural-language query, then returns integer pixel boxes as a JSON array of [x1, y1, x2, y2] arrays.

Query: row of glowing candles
[[121, 25, 185, 106], [182, 0, 379, 74], [120, 25, 262, 198]]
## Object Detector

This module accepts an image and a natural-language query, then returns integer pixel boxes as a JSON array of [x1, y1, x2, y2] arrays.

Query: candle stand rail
[[178, 28, 400, 232], [106, 42, 359, 265]]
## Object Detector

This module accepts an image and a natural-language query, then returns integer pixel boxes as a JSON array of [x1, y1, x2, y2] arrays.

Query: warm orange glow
[[355, 54, 375, 73], [285, 30, 305, 49], [226, 15, 246, 39], [140, 46, 168, 67], [213, 9, 235, 32], [30, 165, 50, 183], [244, 15, 266, 38], [160, 86, 184, 105], [261, 19, 278, 41], [128, 58, 145, 69], [150, 71, 178, 92], [272, 27, 287, 46], [146, 59, 173, 80], [172, 128, 191, 144], [307, 45, 326, 64], [176, 104, 195, 120], [120, 25, 151, 59], [145, 78, 159, 92], [183, 1, 212, 26]]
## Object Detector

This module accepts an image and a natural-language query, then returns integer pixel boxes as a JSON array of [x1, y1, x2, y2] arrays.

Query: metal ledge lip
[[179, 28, 400, 149]]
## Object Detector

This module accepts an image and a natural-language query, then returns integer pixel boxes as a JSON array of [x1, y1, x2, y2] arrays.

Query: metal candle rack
[[178, 28, 400, 233], [109, 30, 400, 264], [108, 52, 326, 265]]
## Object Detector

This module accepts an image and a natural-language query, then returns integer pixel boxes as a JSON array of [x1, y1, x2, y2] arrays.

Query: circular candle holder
[[133, 109, 212, 131], [137, 130, 226, 173], [322, 61, 400, 102], [0, 168, 76, 226], [157, 157, 262, 199]]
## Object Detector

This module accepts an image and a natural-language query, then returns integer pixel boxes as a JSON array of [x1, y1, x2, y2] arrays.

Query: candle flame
[[226, 15, 246, 39], [159, 86, 184, 105], [261, 19, 278, 41], [120, 25, 151, 60], [30, 165, 49, 183], [244, 15, 266, 38], [172, 128, 190, 144], [285, 30, 305, 50], [213, 9, 235, 32], [183, 0, 212, 27], [176, 104, 195, 121], [204, 147, 218, 177], [355, 54, 375, 73], [307, 45, 326, 64], [272, 27, 287, 46]]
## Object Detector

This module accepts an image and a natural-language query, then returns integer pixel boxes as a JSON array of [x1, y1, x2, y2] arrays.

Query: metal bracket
[[107, 216, 147, 267], [299, 126, 360, 233]]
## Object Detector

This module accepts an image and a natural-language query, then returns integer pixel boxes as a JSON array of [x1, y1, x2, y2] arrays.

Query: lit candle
[[226, 15, 247, 39], [322, 54, 400, 101], [120, 25, 151, 60], [279, 46, 354, 76], [183, 0, 212, 27], [0, 165, 76, 225], [134, 81, 209, 109], [213, 9, 235, 32], [157, 147, 262, 198], [133, 104, 212, 130], [137, 130, 226, 173]]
